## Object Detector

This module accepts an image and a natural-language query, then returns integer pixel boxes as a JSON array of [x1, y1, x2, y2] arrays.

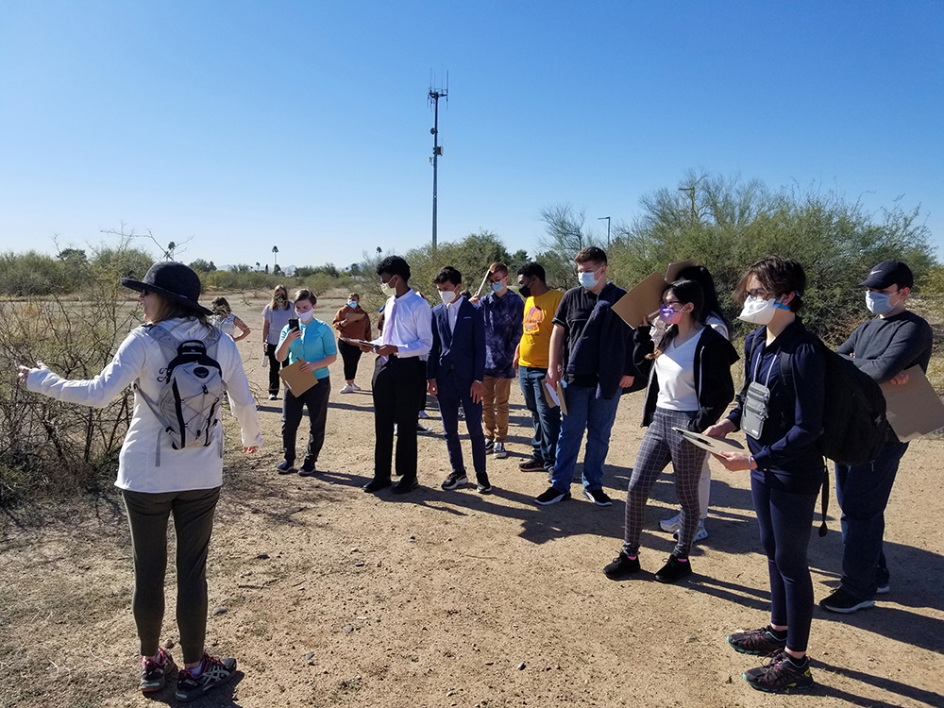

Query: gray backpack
[[139, 324, 227, 449]]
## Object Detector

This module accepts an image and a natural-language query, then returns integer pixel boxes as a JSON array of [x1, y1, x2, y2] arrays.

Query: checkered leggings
[[622, 407, 707, 558]]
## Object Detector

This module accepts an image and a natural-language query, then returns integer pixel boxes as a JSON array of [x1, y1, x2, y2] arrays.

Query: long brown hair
[[270, 284, 291, 311], [151, 294, 211, 328]]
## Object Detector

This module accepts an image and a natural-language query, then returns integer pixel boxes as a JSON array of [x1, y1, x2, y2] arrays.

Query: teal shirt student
[[278, 318, 337, 380]]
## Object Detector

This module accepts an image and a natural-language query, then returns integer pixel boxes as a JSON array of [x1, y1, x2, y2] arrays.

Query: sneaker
[[298, 462, 317, 476], [519, 457, 546, 472], [743, 653, 813, 693], [417, 409, 429, 419], [363, 477, 392, 493], [275, 460, 296, 475], [484, 439, 495, 454], [659, 514, 681, 533], [340, 383, 355, 394], [140, 648, 177, 692], [603, 552, 640, 579], [392, 477, 419, 494], [441, 471, 468, 490], [673, 520, 709, 543], [819, 586, 875, 614], [351, 382, 362, 391], [582, 488, 613, 507], [476, 473, 492, 494], [535, 487, 571, 505], [175, 653, 237, 702], [654, 555, 693, 583], [726, 625, 787, 655], [267, 393, 278, 400], [493, 442, 508, 459], [417, 422, 431, 434]]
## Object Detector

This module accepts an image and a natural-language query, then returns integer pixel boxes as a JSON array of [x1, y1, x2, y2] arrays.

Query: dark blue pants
[[751, 477, 819, 654], [437, 371, 487, 476], [518, 366, 561, 469], [281, 376, 330, 465], [835, 439, 908, 599]]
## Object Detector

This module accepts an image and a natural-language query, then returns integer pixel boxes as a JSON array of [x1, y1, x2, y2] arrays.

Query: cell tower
[[428, 72, 448, 249]]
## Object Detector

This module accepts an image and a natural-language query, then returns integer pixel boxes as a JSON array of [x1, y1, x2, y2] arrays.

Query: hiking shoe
[[275, 460, 296, 475], [519, 456, 546, 472], [298, 462, 317, 476], [673, 520, 709, 543], [175, 653, 237, 703], [743, 652, 813, 693], [392, 477, 419, 494], [535, 487, 571, 505], [726, 625, 788, 655], [819, 586, 875, 614], [493, 442, 508, 459], [340, 383, 355, 394], [654, 555, 692, 583], [582, 488, 613, 506], [484, 439, 495, 454], [659, 514, 681, 533], [603, 552, 640, 579], [140, 648, 177, 692], [476, 473, 492, 494], [363, 477, 392, 493], [441, 471, 468, 490]]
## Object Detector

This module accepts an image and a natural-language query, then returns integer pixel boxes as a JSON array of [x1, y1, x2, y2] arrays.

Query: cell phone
[[289, 318, 299, 330]]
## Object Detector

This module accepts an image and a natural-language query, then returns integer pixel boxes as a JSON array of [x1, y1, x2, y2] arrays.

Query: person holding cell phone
[[274, 288, 337, 476], [603, 279, 737, 584]]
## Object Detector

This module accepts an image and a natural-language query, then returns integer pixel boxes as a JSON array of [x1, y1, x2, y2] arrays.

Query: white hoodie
[[27, 318, 263, 493]]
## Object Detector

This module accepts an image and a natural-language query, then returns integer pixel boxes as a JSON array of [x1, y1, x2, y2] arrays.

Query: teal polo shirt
[[278, 318, 337, 380]]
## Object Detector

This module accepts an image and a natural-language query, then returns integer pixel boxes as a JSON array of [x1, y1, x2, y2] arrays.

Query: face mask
[[380, 276, 396, 295], [275, 294, 286, 304], [215, 306, 231, 317], [578, 271, 599, 290], [347, 301, 358, 309], [439, 289, 457, 305], [518, 280, 532, 299], [738, 295, 787, 325], [659, 305, 684, 326], [865, 291, 898, 315], [490, 280, 505, 294], [298, 309, 315, 324]]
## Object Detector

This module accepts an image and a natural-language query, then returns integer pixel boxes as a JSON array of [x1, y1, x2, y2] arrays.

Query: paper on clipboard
[[672, 427, 746, 454], [544, 382, 559, 409], [340, 337, 374, 348], [880, 366, 944, 442], [279, 359, 318, 396], [612, 259, 699, 329]]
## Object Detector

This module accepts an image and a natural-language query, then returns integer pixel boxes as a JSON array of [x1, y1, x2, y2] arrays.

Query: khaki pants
[[482, 375, 513, 442]]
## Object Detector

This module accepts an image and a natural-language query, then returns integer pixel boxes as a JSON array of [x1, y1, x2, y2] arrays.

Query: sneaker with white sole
[[493, 442, 507, 459], [476, 472, 492, 494], [673, 520, 709, 543], [484, 439, 495, 454], [819, 586, 875, 614], [351, 382, 362, 391], [267, 393, 278, 400], [340, 383, 355, 394], [659, 514, 681, 533], [175, 653, 237, 702], [582, 488, 613, 506], [140, 648, 177, 693], [535, 487, 571, 505], [743, 652, 813, 693], [441, 471, 468, 490]]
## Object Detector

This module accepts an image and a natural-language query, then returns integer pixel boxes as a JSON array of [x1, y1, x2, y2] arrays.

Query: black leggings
[[338, 339, 362, 382], [265, 343, 288, 395]]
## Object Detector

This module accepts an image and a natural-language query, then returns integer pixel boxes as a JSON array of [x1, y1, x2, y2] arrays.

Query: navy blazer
[[427, 298, 486, 383]]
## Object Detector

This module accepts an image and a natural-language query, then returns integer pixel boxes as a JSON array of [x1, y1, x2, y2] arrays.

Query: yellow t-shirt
[[518, 289, 564, 369]]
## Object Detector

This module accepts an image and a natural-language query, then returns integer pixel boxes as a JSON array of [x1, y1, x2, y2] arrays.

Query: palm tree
[[272, 245, 279, 268]]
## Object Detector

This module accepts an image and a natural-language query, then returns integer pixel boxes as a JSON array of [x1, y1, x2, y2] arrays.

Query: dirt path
[[1, 293, 942, 708]]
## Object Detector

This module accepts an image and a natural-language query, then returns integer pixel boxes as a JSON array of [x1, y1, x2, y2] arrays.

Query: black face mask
[[518, 278, 533, 299]]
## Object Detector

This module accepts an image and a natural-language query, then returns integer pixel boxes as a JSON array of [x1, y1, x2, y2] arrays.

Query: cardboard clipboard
[[880, 366, 944, 442], [612, 259, 699, 329], [343, 312, 365, 323], [279, 359, 318, 396], [556, 382, 568, 416], [672, 427, 745, 454]]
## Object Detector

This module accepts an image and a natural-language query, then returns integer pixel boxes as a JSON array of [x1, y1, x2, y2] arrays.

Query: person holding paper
[[275, 289, 337, 476], [819, 260, 933, 614], [706, 257, 823, 693], [603, 279, 737, 583], [534, 247, 638, 507], [515, 262, 563, 474], [333, 292, 372, 394], [427, 267, 492, 493]]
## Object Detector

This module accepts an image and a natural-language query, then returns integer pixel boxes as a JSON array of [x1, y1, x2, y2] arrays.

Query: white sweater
[[27, 318, 263, 493]]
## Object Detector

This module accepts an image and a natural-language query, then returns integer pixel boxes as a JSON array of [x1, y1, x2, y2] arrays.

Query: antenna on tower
[[428, 71, 448, 249]]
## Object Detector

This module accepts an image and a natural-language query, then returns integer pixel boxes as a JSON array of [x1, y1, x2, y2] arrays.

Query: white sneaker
[[659, 514, 681, 534], [493, 442, 508, 459], [351, 382, 362, 391], [673, 520, 708, 543], [340, 384, 355, 394], [267, 394, 278, 400]]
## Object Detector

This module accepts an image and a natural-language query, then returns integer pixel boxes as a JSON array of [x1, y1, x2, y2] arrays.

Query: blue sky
[[2, 1, 942, 270]]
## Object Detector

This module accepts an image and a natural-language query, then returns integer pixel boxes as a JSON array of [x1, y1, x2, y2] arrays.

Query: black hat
[[858, 260, 914, 290], [121, 262, 213, 315]]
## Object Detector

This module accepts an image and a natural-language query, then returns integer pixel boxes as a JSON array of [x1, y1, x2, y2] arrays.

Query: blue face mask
[[865, 290, 897, 315], [578, 271, 600, 290], [490, 280, 505, 294], [347, 301, 358, 309]]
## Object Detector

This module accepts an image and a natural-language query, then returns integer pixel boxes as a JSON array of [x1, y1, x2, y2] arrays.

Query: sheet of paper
[[664, 258, 699, 284], [543, 381, 559, 409], [672, 427, 746, 454], [279, 359, 318, 396], [612, 272, 668, 329], [880, 366, 944, 442]]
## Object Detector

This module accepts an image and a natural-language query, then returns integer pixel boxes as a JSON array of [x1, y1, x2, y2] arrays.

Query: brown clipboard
[[880, 366, 944, 442], [612, 259, 699, 329], [343, 312, 365, 323], [279, 359, 318, 396]]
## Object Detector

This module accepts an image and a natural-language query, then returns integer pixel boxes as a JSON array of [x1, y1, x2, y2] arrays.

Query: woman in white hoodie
[[17, 262, 262, 703]]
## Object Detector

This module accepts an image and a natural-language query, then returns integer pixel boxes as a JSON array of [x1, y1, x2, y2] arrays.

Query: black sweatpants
[[281, 376, 331, 465]]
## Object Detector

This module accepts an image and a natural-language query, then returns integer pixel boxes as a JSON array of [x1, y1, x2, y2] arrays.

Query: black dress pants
[[371, 356, 423, 481]]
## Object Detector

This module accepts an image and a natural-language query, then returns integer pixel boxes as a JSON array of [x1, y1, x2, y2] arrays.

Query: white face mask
[[297, 309, 315, 324], [738, 295, 780, 325], [439, 289, 457, 305]]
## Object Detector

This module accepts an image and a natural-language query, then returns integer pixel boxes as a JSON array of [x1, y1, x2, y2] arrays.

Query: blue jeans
[[550, 385, 621, 492], [518, 366, 561, 469], [835, 439, 908, 599]]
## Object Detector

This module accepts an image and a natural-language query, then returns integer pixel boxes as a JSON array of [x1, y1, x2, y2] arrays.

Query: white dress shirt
[[373, 288, 433, 358], [445, 295, 464, 333]]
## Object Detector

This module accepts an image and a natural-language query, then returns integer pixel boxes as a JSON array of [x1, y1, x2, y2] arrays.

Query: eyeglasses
[[662, 299, 682, 308], [746, 287, 771, 299]]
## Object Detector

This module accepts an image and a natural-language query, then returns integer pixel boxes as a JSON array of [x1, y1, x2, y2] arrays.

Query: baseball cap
[[858, 260, 914, 290]]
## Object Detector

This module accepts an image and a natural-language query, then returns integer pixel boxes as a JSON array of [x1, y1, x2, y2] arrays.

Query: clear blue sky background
[[2, 1, 942, 271]]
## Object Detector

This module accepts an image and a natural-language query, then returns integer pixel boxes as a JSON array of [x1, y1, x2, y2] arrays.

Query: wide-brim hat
[[121, 261, 214, 316]]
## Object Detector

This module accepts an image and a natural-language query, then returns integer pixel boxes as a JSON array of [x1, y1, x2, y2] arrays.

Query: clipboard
[[672, 427, 745, 454], [544, 381, 559, 409], [880, 366, 944, 442], [340, 337, 374, 348], [343, 312, 365, 323], [612, 259, 699, 328], [279, 359, 318, 396], [556, 381, 568, 416]]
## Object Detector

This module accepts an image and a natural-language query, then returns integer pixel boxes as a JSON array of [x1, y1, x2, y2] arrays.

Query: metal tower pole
[[431, 92, 440, 249]]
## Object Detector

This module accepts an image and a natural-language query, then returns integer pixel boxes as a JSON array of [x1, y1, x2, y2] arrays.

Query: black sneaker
[[362, 477, 392, 493], [140, 648, 177, 693], [582, 488, 612, 506], [519, 457, 546, 472], [535, 487, 571, 505], [654, 555, 692, 583], [484, 439, 495, 454], [275, 460, 296, 475], [392, 477, 419, 494], [819, 586, 875, 614], [726, 625, 788, 655], [175, 653, 237, 702], [298, 461, 317, 477], [441, 471, 468, 490], [743, 652, 813, 693], [476, 473, 492, 494], [603, 552, 640, 579]]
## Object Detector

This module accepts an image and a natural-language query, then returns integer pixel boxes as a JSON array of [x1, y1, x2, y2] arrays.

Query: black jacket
[[635, 325, 739, 433]]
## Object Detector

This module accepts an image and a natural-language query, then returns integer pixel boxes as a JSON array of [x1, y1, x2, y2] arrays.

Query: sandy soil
[[1, 292, 942, 708]]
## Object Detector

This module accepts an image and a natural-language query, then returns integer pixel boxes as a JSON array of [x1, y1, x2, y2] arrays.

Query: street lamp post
[[598, 216, 611, 248]]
